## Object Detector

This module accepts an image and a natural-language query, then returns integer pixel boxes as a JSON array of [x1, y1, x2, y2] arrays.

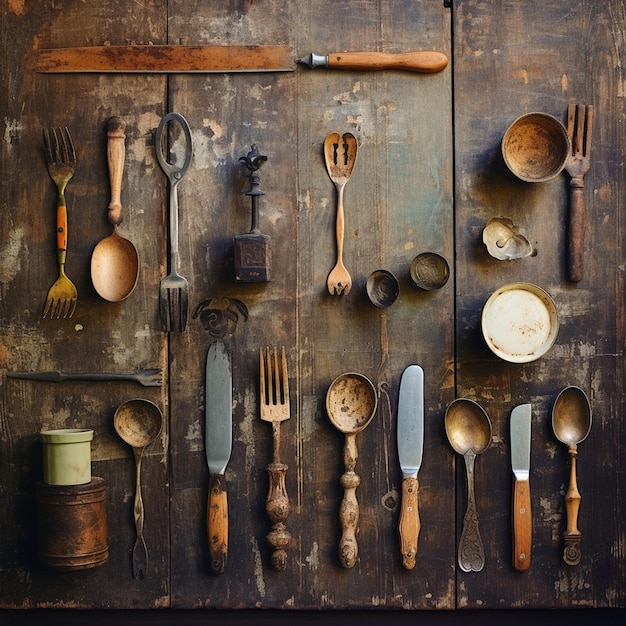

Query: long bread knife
[[397, 364, 424, 570], [510, 403, 532, 571], [205, 341, 232, 574], [36, 45, 448, 74]]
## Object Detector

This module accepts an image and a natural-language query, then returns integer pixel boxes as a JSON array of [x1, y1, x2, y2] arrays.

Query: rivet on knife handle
[[398, 477, 420, 570], [298, 50, 448, 73], [208, 474, 228, 574]]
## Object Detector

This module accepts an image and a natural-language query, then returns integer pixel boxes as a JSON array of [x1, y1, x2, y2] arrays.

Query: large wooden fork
[[43, 127, 77, 318], [565, 104, 593, 282], [259, 346, 291, 571]]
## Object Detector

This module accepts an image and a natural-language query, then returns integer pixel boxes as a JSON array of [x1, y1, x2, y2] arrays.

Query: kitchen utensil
[[510, 403, 532, 571], [366, 270, 399, 308], [409, 252, 450, 290], [397, 365, 424, 570], [91, 116, 139, 301], [234, 145, 271, 282], [481, 282, 559, 363], [325, 372, 378, 568], [501, 112, 570, 182], [114, 399, 163, 579], [8, 368, 163, 387], [552, 386, 592, 566], [299, 50, 448, 73], [482, 217, 533, 260], [444, 398, 492, 572], [565, 104, 593, 282], [42, 126, 77, 319], [205, 341, 233, 574], [156, 112, 192, 332], [259, 346, 291, 571], [324, 132, 357, 296], [37, 45, 448, 74]]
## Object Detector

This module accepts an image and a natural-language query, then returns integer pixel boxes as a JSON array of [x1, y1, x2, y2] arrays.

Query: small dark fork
[[565, 104, 593, 282], [43, 127, 77, 318]]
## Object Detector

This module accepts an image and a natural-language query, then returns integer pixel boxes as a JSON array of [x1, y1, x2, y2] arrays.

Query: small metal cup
[[366, 270, 399, 308], [410, 253, 450, 290]]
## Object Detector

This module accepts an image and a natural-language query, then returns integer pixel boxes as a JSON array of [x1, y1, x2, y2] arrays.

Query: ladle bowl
[[444, 398, 492, 572], [326, 372, 377, 568], [114, 398, 163, 579], [551, 385, 592, 565]]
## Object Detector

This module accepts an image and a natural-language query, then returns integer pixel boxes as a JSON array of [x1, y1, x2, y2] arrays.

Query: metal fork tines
[[565, 104, 594, 282], [43, 126, 77, 318], [259, 346, 291, 571]]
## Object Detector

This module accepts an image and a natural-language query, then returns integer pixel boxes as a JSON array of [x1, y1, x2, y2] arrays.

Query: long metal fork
[[155, 112, 193, 332], [565, 104, 593, 282], [259, 346, 291, 571], [43, 127, 77, 318]]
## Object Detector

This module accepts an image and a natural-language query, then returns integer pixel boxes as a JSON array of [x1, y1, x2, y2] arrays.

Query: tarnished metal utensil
[[445, 398, 492, 572], [7, 368, 162, 387], [326, 372, 377, 568], [260, 346, 291, 571], [42, 126, 77, 319], [324, 132, 357, 296], [91, 116, 139, 301], [114, 399, 163, 579], [156, 112, 192, 332], [552, 386, 592, 565], [565, 104, 593, 282]]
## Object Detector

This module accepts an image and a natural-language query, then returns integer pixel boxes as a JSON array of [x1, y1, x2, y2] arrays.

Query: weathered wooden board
[[452, 0, 625, 609], [0, 0, 624, 615]]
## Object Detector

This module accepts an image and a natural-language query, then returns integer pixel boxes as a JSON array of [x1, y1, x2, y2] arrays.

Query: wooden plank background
[[0, 0, 623, 614]]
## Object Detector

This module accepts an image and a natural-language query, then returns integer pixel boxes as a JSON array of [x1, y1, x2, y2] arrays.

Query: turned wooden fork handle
[[568, 178, 585, 282]]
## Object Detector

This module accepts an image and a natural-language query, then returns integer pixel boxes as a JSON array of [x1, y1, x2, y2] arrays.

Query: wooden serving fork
[[565, 104, 593, 282], [259, 346, 291, 571]]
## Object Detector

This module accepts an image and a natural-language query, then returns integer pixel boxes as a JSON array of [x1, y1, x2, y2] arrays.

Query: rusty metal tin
[[36, 477, 109, 570]]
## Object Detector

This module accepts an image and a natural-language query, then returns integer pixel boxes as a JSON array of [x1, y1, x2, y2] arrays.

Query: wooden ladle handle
[[106, 116, 126, 227], [338, 433, 360, 568]]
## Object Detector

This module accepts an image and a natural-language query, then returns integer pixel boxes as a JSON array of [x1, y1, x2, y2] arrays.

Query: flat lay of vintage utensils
[[37, 45, 448, 74], [260, 347, 291, 571], [234, 145, 271, 282], [42, 126, 78, 318], [397, 365, 424, 570], [90, 116, 139, 301], [481, 282, 559, 363], [156, 112, 193, 332], [552, 386, 592, 566], [409, 252, 450, 290], [324, 132, 357, 296], [8, 368, 162, 387], [205, 341, 233, 574], [326, 372, 377, 568], [114, 399, 163, 579], [565, 104, 593, 282], [445, 398, 492, 572], [510, 403, 532, 571]]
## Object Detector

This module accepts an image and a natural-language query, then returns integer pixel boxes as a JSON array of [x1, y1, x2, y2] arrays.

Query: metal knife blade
[[397, 364, 424, 570], [510, 403, 532, 571], [205, 341, 232, 574]]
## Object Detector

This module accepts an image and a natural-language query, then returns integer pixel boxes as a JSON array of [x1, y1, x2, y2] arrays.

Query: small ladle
[[444, 398, 492, 572], [91, 117, 139, 302], [552, 386, 592, 566], [326, 372, 378, 568], [114, 398, 163, 579]]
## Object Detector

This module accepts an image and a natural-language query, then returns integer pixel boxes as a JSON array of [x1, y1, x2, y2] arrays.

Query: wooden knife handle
[[207, 474, 228, 574], [568, 180, 585, 282], [512, 478, 532, 570], [327, 51, 448, 73], [399, 477, 420, 570], [106, 116, 126, 227]]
